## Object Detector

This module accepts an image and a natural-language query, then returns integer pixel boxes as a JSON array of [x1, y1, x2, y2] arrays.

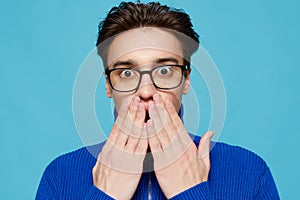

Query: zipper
[[148, 172, 152, 200]]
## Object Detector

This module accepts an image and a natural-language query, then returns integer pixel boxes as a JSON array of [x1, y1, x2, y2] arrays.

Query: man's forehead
[[106, 27, 184, 66]]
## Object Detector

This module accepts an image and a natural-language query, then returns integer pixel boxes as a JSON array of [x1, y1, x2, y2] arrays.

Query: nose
[[135, 74, 157, 102]]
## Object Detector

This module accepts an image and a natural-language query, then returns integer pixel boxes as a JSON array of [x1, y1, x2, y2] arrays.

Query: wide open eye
[[119, 69, 136, 78], [154, 66, 173, 76]]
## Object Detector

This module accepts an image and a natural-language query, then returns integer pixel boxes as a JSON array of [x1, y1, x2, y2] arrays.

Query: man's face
[[105, 27, 191, 120]]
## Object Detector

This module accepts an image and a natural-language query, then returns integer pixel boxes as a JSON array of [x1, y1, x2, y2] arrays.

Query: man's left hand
[[147, 94, 214, 199]]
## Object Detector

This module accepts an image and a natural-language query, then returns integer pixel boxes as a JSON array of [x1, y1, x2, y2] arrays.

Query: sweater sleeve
[[255, 166, 280, 200], [169, 181, 214, 200]]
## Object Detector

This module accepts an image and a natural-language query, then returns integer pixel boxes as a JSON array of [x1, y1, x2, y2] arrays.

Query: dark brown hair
[[96, 1, 199, 67]]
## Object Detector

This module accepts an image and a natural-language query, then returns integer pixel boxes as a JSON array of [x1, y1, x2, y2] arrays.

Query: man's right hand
[[92, 96, 148, 200]]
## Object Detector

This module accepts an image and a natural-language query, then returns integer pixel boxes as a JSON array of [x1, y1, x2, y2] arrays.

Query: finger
[[114, 98, 138, 148], [177, 125, 194, 152], [148, 101, 164, 134], [153, 94, 168, 125], [147, 123, 162, 153], [149, 98, 171, 148], [115, 100, 130, 126], [135, 137, 148, 154], [101, 139, 142, 172], [108, 103, 129, 144], [198, 130, 214, 164], [162, 97, 186, 144], [134, 125, 149, 154], [126, 96, 140, 126], [157, 97, 192, 151], [125, 103, 145, 153], [165, 98, 182, 130], [120, 96, 139, 134], [134, 102, 146, 129]]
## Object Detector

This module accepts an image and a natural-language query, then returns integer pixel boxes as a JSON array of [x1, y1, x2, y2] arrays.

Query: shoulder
[[43, 142, 104, 176], [36, 143, 106, 198], [192, 135, 279, 198], [211, 141, 267, 168], [192, 134, 269, 173]]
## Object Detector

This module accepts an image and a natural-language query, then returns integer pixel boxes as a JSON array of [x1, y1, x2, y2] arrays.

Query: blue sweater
[[36, 135, 280, 199]]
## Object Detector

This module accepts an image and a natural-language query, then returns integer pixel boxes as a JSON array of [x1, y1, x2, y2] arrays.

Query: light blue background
[[1, 0, 299, 199]]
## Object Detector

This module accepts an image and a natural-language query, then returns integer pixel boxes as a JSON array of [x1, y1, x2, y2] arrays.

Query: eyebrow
[[112, 59, 137, 68], [153, 57, 179, 64], [112, 57, 180, 68]]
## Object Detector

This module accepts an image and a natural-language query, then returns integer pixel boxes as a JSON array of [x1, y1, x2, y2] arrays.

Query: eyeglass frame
[[104, 64, 190, 92]]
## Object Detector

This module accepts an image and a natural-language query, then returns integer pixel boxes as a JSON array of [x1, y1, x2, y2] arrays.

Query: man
[[36, 2, 280, 199]]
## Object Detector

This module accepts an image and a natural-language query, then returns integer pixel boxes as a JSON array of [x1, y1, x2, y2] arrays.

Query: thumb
[[197, 130, 214, 162]]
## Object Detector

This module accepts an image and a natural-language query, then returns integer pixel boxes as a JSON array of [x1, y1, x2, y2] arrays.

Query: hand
[[147, 94, 214, 199], [92, 97, 148, 200]]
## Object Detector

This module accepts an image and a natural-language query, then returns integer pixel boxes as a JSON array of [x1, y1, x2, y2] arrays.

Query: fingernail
[[135, 96, 140, 103], [138, 103, 144, 112], [133, 97, 139, 106], [166, 99, 172, 108], [208, 130, 214, 138], [154, 94, 161, 103], [148, 101, 154, 110]]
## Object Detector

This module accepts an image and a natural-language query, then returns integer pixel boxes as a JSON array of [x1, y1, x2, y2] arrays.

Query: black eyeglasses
[[104, 65, 189, 92]]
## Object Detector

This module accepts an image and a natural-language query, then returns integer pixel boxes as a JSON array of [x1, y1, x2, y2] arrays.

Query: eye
[[155, 66, 173, 76], [119, 69, 136, 78]]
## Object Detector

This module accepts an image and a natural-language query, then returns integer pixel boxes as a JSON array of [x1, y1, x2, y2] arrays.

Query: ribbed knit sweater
[[36, 135, 280, 199]]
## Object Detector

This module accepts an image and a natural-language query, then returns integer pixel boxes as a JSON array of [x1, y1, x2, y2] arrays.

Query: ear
[[105, 77, 113, 98], [183, 69, 191, 95]]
